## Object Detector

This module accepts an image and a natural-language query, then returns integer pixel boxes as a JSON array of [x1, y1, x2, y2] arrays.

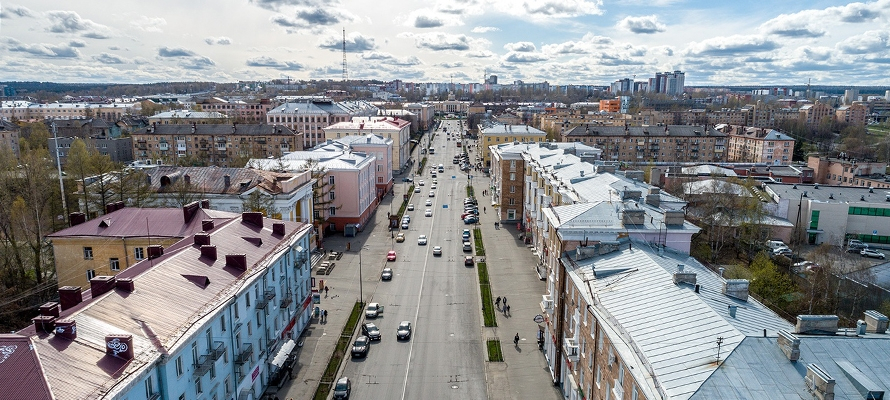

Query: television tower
[[342, 28, 348, 82]]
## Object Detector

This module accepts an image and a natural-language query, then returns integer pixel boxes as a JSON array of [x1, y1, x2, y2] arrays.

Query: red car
[[387, 250, 397, 261]]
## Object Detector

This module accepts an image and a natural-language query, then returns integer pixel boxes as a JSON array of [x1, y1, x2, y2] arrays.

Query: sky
[[1, 0, 890, 86]]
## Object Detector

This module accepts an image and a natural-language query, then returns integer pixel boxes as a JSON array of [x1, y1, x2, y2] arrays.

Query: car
[[465, 209, 479, 215], [431, 172, 437, 178], [396, 233, 405, 242], [362, 322, 382, 340], [381, 267, 393, 280], [453, 159, 460, 164], [402, 177, 413, 182], [414, 187, 421, 193], [365, 302, 384, 318], [425, 199, 432, 206], [463, 241, 472, 252], [402, 215, 410, 222], [433, 246, 442, 256], [429, 191, 435, 197], [464, 216, 478, 224], [765, 240, 788, 250], [417, 235, 428, 245], [432, 179, 438, 185], [407, 203, 414, 211], [401, 221, 409, 229], [431, 185, 437, 190], [462, 229, 471, 240], [387, 251, 397, 261], [418, 180, 425, 186], [465, 256, 474, 266], [849, 239, 869, 250], [351, 335, 370, 357], [333, 377, 352, 399], [397, 321, 412, 340], [861, 249, 886, 259], [425, 209, 433, 217]]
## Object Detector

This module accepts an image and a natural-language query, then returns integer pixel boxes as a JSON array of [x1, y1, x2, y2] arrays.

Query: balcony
[[192, 354, 212, 377], [280, 291, 293, 308], [256, 288, 276, 309], [177, 144, 187, 151], [541, 294, 554, 315], [158, 142, 169, 151], [210, 341, 226, 361], [216, 144, 227, 151], [235, 343, 253, 364], [563, 337, 580, 363]]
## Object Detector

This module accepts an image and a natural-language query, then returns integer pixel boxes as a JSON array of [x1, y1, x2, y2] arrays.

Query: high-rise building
[[648, 70, 685, 96]]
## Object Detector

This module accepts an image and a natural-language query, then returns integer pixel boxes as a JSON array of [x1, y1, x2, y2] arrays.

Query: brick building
[[561, 124, 726, 163]]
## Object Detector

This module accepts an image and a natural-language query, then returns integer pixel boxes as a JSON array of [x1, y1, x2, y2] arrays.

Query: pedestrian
[[496, 296, 501, 307], [483, 207, 486, 214], [503, 296, 507, 305], [323, 309, 328, 321], [514, 333, 520, 346], [506, 304, 511, 315], [324, 286, 329, 297]]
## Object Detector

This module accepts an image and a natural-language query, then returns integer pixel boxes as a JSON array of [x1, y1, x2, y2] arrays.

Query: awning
[[806, 229, 824, 234], [271, 339, 296, 368]]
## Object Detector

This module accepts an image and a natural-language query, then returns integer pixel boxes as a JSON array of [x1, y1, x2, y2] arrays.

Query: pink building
[[250, 148, 378, 233], [314, 134, 394, 199]]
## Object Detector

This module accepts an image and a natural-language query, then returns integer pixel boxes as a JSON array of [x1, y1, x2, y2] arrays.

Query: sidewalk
[[476, 189, 562, 400]]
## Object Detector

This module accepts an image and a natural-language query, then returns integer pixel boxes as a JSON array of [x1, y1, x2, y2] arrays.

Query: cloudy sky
[[2, 0, 889, 86]]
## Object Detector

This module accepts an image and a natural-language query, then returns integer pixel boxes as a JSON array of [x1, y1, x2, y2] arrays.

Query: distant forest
[[1, 81, 225, 101]]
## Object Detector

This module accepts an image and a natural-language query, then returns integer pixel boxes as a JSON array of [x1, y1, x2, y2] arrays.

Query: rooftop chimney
[[645, 194, 660, 208], [147, 245, 163, 260], [105, 334, 135, 360], [53, 319, 77, 340], [777, 330, 801, 361], [32, 315, 56, 333], [272, 222, 286, 236], [115, 278, 134, 292], [202, 219, 215, 231], [58, 286, 83, 310], [200, 245, 217, 260], [182, 201, 200, 223], [672, 264, 697, 286], [623, 209, 645, 225], [226, 254, 247, 271], [242, 212, 263, 228], [863, 310, 889, 333], [805, 363, 835, 400], [201, 199, 210, 208], [39, 302, 60, 317], [795, 315, 839, 335], [89, 276, 117, 298], [722, 279, 749, 301], [194, 232, 210, 246], [224, 175, 231, 186], [69, 212, 86, 227]]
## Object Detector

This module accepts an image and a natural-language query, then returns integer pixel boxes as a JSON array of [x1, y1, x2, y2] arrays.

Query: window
[[233, 301, 239, 319], [510, 186, 516, 193], [83, 247, 93, 260], [246, 292, 251, 307], [196, 377, 203, 394], [175, 356, 183, 376], [510, 172, 516, 180], [110, 258, 120, 271], [135, 247, 145, 260], [145, 376, 154, 397], [330, 191, 335, 200], [329, 207, 336, 216], [329, 175, 335, 185], [247, 322, 252, 336], [595, 365, 602, 388], [256, 311, 262, 327], [86, 269, 96, 280]]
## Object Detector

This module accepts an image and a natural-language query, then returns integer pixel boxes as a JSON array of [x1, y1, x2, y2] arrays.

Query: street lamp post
[[358, 244, 369, 305]]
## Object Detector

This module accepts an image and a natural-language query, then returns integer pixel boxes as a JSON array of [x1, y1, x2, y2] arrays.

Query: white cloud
[[205, 37, 233, 45], [46, 10, 113, 39], [684, 35, 778, 57], [837, 29, 890, 54], [472, 26, 499, 33], [617, 15, 666, 34], [130, 16, 167, 33], [503, 51, 549, 63], [504, 42, 537, 52]]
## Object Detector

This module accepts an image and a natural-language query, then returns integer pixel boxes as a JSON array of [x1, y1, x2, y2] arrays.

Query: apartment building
[[0, 119, 21, 158], [807, 155, 887, 187], [316, 134, 394, 198], [147, 110, 229, 125], [266, 99, 378, 149], [835, 103, 869, 126], [323, 116, 410, 173], [196, 97, 273, 123], [9, 212, 314, 400], [561, 124, 726, 163], [0, 101, 138, 122], [721, 125, 796, 164], [48, 119, 134, 165], [403, 102, 435, 131], [799, 101, 834, 128], [131, 123, 301, 167], [480, 124, 547, 166], [250, 148, 378, 233]]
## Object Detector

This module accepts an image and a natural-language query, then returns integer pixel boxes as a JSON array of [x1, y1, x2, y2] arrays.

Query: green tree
[[65, 139, 93, 217], [749, 252, 796, 308], [20, 122, 50, 151]]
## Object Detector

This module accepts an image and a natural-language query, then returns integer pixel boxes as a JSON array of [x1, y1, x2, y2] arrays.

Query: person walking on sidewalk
[[514, 333, 520, 346], [324, 286, 329, 297], [496, 296, 501, 308], [503, 296, 507, 306], [506, 304, 511, 316]]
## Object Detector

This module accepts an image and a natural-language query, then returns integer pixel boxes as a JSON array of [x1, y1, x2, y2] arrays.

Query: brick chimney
[[147, 245, 163, 259], [39, 302, 60, 317], [182, 201, 200, 223], [201, 245, 217, 260], [722, 279, 749, 301], [116, 278, 135, 292], [53, 319, 77, 340], [90, 276, 117, 297], [58, 286, 83, 310], [69, 212, 86, 227], [32, 315, 56, 333], [202, 219, 215, 231], [105, 334, 135, 360], [194, 232, 210, 246], [273, 222, 286, 236], [242, 212, 263, 228]]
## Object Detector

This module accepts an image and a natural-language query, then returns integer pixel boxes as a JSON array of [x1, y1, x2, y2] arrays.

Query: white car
[[432, 246, 442, 256], [425, 209, 433, 217], [425, 199, 432, 206], [429, 191, 435, 197], [417, 235, 428, 245], [418, 180, 425, 186], [414, 187, 421, 193], [407, 203, 414, 211], [431, 185, 437, 190]]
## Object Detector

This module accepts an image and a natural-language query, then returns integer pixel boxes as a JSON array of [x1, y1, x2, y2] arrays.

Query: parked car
[[433, 246, 442, 256], [407, 203, 414, 211], [402, 177, 413, 182], [396, 233, 405, 242], [387, 251, 397, 261], [333, 377, 351, 399], [464, 256, 474, 266], [861, 249, 886, 259], [462, 229, 471, 240], [765, 240, 788, 250], [463, 241, 472, 252], [849, 239, 869, 250], [397, 321, 412, 340], [414, 187, 421, 193], [381, 267, 393, 281], [418, 235, 428, 245], [772, 247, 793, 257], [365, 303, 384, 318], [362, 323, 381, 340], [351, 336, 370, 357], [401, 221, 409, 229], [464, 216, 478, 224]]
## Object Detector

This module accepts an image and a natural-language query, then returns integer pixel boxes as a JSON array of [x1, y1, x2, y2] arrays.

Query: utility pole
[[342, 28, 348, 82], [51, 121, 69, 223]]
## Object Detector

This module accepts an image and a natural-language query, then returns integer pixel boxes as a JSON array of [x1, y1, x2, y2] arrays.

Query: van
[[428, 147, 435, 154], [765, 240, 788, 250]]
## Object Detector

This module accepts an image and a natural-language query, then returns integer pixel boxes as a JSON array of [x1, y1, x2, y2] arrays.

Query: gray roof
[[696, 335, 890, 399], [566, 244, 793, 399], [140, 123, 296, 136], [763, 183, 890, 204], [481, 124, 546, 135], [565, 124, 726, 138]]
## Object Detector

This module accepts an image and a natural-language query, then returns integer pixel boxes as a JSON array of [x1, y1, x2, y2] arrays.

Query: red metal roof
[[48, 207, 239, 239], [0, 334, 53, 400], [16, 215, 310, 398]]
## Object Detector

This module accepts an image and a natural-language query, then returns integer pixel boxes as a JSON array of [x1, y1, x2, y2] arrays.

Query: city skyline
[[1, 1, 889, 86]]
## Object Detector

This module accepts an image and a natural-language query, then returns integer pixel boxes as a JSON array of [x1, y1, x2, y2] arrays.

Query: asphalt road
[[340, 119, 488, 400]]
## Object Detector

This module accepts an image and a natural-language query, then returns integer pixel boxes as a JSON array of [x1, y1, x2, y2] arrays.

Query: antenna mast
[[342, 28, 348, 82]]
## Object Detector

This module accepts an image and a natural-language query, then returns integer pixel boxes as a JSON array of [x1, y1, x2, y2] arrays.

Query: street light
[[358, 244, 370, 305]]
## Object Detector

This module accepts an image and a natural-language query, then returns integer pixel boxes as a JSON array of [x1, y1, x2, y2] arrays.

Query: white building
[[323, 116, 411, 173]]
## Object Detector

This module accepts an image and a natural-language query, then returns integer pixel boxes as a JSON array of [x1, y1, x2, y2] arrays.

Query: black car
[[464, 256, 474, 266], [397, 321, 412, 340], [351, 335, 370, 357], [362, 323, 381, 341]]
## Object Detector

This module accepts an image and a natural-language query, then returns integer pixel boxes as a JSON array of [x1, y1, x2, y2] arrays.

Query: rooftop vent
[[835, 359, 885, 400], [645, 194, 660, 208], [201, 199, 210, 208], [664, 210, 685, 226], [32, 315, 56, 333], [39, 302, 60, 318], [224, 175, 231, 186], [242, 212, 263, 228], [863, 310, 889, 333], [814, 184, 819, 189], [777, 330, 801, 362], [54, 319, 77, 340], [89, 276, 117, 298], [722, 279, 749, 301], [795, 315, 839, 335], [226, 254, 247, 271], [58, 286, 83, 311], [623, 209, 645, 225], [861, 195, 866, 201], [272, 222, 286, 236], [202, 219, 215, 231], [182, 201, 200, 223], [69, 212, 86, 227], [194, 232, 210, 246], [115, 278, 134, 292], [200, 245, 217, 260], [672, 264, 697, 286], [105, 334, 135, 360], [805, 363, 835, 400]]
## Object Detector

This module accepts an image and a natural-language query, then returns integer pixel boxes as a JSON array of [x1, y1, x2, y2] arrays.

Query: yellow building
[[480, 124, 546, 166], [48, 203, 239, 288]]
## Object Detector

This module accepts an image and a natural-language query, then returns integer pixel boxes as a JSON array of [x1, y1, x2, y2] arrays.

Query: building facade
[[266, 99, 378, 149], [147, 110, 230, 125], [323, 116, 410, 173], [722, 125, 796, 164], [807, 155, 887, 187], [196, 97, 272, 123], [480, 124, 547, 166], [0, 101, 138, 122], [315, 134, 394, 199], [561, 124, 726, 164]]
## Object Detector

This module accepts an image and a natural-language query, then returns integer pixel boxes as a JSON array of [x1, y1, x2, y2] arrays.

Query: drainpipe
[[552, 233, 566, 386]]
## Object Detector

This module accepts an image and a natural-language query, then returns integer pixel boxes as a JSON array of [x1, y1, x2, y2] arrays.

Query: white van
[[765, 240, 788, 250]]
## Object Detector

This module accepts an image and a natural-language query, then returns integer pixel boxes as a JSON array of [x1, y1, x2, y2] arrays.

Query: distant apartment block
[[196, 97, 272, 123], [0, 100, 137, 122], [561, 124, 726, 163], [131, 123, 301, 167], [720, 125, 795, 164], [808, 155, 888, 187], [48, 119, 133, 165], [403, 103, 435, 131], [799, 101, 834, 128], [147, 110, 229, 125], [835, 103, 869, 126], [0, 120, 21, 158], [480, 124, 547, 165], [266, 99, 378, 149]]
